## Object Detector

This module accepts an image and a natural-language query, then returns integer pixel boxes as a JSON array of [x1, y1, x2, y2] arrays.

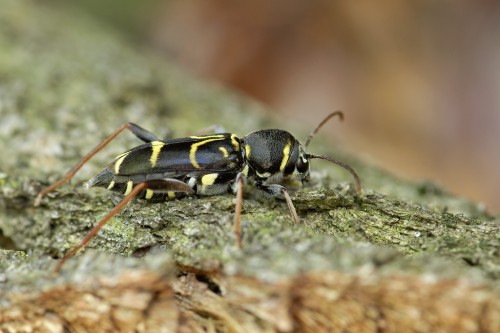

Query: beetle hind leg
[[35, 123, 161, 207], [53, 178, 194, 273], [127, 123, 160, 143]]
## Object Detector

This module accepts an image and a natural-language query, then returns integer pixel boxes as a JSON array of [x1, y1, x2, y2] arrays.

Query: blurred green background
[[6, 0, 500, 213]]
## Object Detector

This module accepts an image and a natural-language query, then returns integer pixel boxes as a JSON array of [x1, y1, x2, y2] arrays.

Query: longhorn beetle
[[35, 111, 361, 272]]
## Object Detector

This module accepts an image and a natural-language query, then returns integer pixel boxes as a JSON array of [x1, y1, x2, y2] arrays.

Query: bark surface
[[0, 1, 498, 332]]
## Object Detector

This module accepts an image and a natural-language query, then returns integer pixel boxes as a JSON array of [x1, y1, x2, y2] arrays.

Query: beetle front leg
[[255, 182, 299, 225]]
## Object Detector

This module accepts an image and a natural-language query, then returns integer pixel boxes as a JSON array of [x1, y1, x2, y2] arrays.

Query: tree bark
[[0, 1, 498, 332]]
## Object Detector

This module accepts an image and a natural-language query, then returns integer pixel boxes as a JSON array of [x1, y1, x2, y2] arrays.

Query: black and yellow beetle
[[35, 111, 361, 271]]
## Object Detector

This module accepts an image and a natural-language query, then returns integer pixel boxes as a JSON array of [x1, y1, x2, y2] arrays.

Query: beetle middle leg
[[192, 171, 246, 248], [232, 178, 300, 248]]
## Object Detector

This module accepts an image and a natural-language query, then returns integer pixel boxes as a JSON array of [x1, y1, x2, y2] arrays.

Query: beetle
[[35, 111, 361, 271]]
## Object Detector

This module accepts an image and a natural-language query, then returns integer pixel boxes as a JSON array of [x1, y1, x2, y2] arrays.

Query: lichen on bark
[[0, 1, 499, 332]]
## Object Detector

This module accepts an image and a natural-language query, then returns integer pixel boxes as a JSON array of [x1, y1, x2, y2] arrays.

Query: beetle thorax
[[242, 129, 300, 180]]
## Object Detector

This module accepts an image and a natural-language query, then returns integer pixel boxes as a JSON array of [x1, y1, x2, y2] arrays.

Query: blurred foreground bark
[[2, 250, 498, 332], [0, 1, 498, 332]]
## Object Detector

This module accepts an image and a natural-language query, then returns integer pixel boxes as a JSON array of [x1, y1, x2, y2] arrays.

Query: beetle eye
[[296, 157, 309, 173]]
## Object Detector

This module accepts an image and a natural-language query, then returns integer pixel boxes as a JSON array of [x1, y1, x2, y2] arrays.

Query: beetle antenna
[[305, 153, 361, 193], [304, 111, 344, 148]]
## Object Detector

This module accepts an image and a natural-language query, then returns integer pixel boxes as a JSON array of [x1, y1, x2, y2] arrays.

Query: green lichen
[[0, 0, 498, 303]]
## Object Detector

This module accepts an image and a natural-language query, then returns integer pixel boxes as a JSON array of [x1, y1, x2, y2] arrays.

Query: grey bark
[[0, 1, 498, 332]]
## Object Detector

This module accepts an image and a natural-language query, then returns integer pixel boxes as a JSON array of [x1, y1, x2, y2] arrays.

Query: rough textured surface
[[1, 250, 499, 332], [0, 1, 499, 332]]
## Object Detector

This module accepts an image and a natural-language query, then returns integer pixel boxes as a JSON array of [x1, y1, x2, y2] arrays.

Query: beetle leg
[[233, 172, 245, 248], [127, 122, 160, 143], [35, 123, 159, 206], [255, 182, 299, 225], [281, 188, 299, 225], [53, 181, 146, 273], [53, 178, 194, 273]]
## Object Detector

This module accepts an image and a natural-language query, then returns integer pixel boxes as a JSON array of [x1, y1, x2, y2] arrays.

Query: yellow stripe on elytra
[[167, 191, 176, 198], [107, 181, 115, 190], [189, 137, 225, 168], [189, 134, 225, 140], [150, 141, 165, 167], [145, 189, 154, 199], [279, 141, 291, 171], [124, 181, 134, 195], [114, 152, 129, 174], [219, 146, 229, 158]]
